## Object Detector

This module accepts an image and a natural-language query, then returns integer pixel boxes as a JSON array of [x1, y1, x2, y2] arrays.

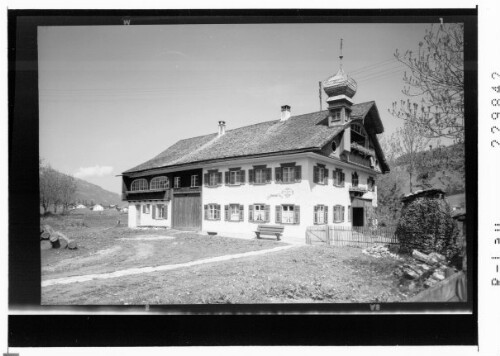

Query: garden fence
[[306, 225, 398, 248]]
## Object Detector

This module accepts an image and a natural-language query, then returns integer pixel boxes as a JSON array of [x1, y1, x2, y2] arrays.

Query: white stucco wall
[[201, 155, 377, 241], [128, 201, 171, 228]]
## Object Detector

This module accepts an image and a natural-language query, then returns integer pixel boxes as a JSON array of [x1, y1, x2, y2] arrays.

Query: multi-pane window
[[204, 204, 221, 220], [249, 204, 270, 223], [174, 177, 181, 188], [142, 204, 151, 214], [191, 175, 199, 187], [282, 167, 294, 183], [275, 164, 302, 184], [153, 204, 167, 220], [352, 172, 359, 187], [131, 179, 148, 191], [205, 170, 223, 187], [333, 205, 345, 223], [255, 168, 267, 184], [275, 205, 300, 224], [150, 176, 169, 190], [313, 165, 328, 184], [332, 169, 345, 187], [224, 204, 244, 222], [225, 169, 245, 185], [314, 205, 328, 225]]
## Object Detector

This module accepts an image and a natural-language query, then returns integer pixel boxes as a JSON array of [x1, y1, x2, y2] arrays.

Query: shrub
[[395, 195, 460, 259]]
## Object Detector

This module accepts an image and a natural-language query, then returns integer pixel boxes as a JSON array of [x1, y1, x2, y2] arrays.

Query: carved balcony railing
[[123, 188, 172, 201]]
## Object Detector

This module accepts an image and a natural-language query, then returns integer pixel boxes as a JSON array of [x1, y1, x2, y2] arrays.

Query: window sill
[[276, 181, 300, 184], [225, 183, 245, 187], [205, 218, 221, 221]]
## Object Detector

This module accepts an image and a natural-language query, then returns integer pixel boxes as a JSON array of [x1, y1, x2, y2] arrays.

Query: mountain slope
[[74, 178, 123, 206]]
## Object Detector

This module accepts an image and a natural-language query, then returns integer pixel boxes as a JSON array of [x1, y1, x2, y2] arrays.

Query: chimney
[[218, 121, 226, 137], [280, 105, 291, 121]]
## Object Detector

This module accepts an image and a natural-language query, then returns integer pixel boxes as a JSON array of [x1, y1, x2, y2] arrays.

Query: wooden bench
[[255, 224, 284, 241]]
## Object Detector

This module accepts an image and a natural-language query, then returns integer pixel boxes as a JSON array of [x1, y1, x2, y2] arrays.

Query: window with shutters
[[249, 204, 270, 223], [174, 177, 181, 188], [142, 204, 151, 214], [225, 169, 245, 186], [154, 204, 167, 220], [249, 166, 271, 185], [332, 169, 345, 187], [191, 175, 199, 187], [313, 164, 328, 185], [150, 176, 169, 190], [314, 205, 328, 225], [333, 205, 345, 223], [204, 170, 223, 187], [276, 204, 299, 224], [204, 204, 221, 220], [131, 179, 148, 191], [367, 176, 375, 191], [352, 172, 359, 187], [224, 204, 244, 222], [275, 163, 302, 184]]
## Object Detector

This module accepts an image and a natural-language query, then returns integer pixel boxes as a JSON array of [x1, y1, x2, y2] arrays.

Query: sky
[[38, 23, 433, 194]]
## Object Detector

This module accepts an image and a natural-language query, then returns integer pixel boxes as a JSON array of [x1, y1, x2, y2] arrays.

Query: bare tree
[[390, 23, 464, 143], [60, 174, 77, 214], [389, 120, 430, 193]]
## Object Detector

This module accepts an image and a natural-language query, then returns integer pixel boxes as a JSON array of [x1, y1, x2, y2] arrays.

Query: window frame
[[150, 176, 169, 190], [281, 204, 295, 224], [205, 203, 221, 220], [333, 205, 345, 223], [191, 174, 199, 188], [314, 204, 328, 225], [131, 178, 148, 191], [352, 172, 359, 187], [174, 176, 181, 188], [154, 204, 167, 220]]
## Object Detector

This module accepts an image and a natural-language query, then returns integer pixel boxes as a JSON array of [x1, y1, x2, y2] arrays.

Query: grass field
[[41, 210, 418, 305]]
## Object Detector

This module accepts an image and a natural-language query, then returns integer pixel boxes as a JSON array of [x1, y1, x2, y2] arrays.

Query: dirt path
[[42, 244, 301, 287]]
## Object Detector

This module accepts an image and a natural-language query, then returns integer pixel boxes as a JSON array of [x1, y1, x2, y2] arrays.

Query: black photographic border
[[8, 8, 478, 346]]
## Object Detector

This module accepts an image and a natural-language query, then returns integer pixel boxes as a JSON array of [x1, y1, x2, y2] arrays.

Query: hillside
[[74, 178, 123, 206], [376, 143, 465, 226]]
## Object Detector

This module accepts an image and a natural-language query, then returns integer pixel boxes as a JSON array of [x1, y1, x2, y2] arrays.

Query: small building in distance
[[91, 204, 104, 211], [121, 59, 390, 240]]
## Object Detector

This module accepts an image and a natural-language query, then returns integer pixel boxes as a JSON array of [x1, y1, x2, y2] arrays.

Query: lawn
[[41, 211, 417, 305]]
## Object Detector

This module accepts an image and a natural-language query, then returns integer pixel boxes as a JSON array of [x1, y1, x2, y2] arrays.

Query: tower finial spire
[[339, 38, 343, 69]]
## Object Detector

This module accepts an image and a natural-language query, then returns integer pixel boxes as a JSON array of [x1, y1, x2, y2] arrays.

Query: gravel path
[[42, 244, 301, 287]]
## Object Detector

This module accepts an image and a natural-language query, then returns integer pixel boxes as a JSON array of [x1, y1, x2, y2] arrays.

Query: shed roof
[[124, 101, 387, 174]]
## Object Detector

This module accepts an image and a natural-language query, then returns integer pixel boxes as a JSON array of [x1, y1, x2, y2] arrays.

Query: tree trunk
[[40, 240, 52, 250]]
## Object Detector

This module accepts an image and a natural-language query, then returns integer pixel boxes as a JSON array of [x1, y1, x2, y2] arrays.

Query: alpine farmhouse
[[121, 65, 390, 240]]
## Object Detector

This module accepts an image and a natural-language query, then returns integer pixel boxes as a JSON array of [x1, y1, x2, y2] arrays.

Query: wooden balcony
[[348, 152, 372, 168], [172, 186, 201, 195], [123, 188, 172, 201]]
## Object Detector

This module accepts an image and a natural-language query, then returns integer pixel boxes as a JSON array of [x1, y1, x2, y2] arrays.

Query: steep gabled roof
[[123, 101, 382, 174]]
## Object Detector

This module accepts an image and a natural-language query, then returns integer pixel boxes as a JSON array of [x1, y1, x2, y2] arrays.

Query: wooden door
[[172, 193, 202, 230], [352, 207, 364, 227]]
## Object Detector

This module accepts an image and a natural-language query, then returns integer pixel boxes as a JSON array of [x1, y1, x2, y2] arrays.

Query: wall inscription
[[267, 188, 294, 200]]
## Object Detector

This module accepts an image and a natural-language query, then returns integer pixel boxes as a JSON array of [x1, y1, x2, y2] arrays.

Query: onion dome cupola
[[322, 39, 357, 126]]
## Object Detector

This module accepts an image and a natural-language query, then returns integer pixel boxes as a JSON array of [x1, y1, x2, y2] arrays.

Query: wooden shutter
[[239, 205, 244, 221], [342, 206, 346, 222], [324, 205, 328, 224], [275, 205, 282, 224], [240, 170, 245, 184], [204, 205, 209, 220], [332, 170, 337, 185], [215, 204, 220, 220], [248, 205, 254, 222], [348, 205, 352, 222], [264, 205, 270, 223], [341, 172, 345, 186], [295, 165, 302, 182], [294, 205, 300, 224], [313, 166, 319, 183], [217, 172, 223, 185], [165, 204, 168, 220], [324, 168, 329, 182], [225, 171, 230, 185], [275, 167, 282, 183], [204, 173, 209, 186], [224, 205, 229, 221], [313, 206, 318, 224], [152, 205, 156, 219], [249, 169, 254, 184], [266, 168, 272, 183]]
